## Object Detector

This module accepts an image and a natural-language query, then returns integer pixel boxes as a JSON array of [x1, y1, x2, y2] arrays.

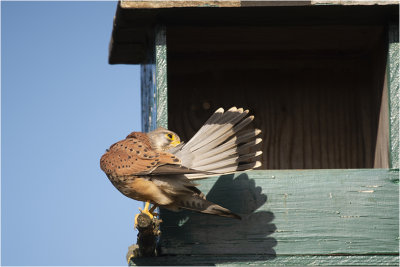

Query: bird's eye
[[166, 133, 173, 140]]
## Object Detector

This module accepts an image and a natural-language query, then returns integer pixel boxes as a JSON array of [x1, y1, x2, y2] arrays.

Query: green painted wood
[[159, 169, 399, 257], [140, 64, 156, 132], [388, 23, 399, 169], [131, 255, 399, 266], [155, 25, 168, 129], [140, 35, 156, 132], [140, 25, 168, 132], [138, 22, 399, 267]]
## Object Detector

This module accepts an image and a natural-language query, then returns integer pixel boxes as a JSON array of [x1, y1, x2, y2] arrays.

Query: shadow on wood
[[156, 173, 277, 262]]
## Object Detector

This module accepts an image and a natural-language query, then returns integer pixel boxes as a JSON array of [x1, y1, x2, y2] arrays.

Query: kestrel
[[100, 107, 262, 222]]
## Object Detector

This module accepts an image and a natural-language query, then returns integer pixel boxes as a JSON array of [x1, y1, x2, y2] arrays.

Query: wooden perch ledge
[[126, 213, 162, 264]]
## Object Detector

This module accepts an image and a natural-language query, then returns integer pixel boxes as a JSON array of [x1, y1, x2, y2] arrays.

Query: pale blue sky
[[2, 1, 143, 265]]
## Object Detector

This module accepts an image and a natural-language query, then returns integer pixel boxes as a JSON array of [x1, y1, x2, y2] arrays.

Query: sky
[[1, 1, 143, 265]]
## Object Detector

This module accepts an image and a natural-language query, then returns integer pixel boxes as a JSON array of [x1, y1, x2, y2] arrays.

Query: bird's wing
[[100, 137, 182, 177], [148, 175, 241, 219], [168, 107, 262, 179]]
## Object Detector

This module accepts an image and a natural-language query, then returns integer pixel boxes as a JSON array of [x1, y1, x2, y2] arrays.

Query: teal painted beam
[[140, 62, 156, 132], [388, 23, 399, 168], [131, 255, 399, 266], [140, 37, 156, 132], [140, 25, 167, 132], [155, 25, 168, 129], [159, 169, 399, 257]]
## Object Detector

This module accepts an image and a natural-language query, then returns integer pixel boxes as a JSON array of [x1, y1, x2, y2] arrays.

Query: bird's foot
[[126, 244, 139, 264], [134, 201, 158, 229]]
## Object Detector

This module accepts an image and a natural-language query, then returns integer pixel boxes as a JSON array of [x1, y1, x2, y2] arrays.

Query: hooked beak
[[170, 139, 181, 147]]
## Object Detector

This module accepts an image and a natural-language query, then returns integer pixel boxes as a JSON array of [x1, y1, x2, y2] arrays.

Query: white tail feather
[[169, 107, 263, 180]]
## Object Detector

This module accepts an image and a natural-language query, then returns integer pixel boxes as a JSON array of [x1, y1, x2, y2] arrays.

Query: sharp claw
[[134, 201, 159, 229], [134, 213, 140, 229]]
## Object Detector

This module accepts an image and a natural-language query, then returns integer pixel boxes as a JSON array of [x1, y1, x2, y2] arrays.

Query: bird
[[100, 107, 262, 224]]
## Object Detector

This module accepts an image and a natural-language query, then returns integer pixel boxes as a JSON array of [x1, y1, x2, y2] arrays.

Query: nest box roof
[[108, 0, 398, 64]]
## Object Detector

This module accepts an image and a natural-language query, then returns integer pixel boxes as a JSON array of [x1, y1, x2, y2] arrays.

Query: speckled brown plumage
[[100, 107, 263, 220], [100, 136, 181, 177]]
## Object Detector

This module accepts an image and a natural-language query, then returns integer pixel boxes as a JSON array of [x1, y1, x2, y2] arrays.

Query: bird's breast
[[106, 174, 150, 202]]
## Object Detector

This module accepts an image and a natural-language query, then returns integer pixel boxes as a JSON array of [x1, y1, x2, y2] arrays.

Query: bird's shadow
[[156, 173, 277, 265]]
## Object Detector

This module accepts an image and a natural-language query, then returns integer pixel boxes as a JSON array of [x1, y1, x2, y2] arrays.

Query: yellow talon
[[140, 201, 154, 219], [127, 254, 134, 264], [134, 201, 158, 229]]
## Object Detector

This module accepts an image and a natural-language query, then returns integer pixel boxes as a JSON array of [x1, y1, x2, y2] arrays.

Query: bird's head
[[147, 127, 181, 151]]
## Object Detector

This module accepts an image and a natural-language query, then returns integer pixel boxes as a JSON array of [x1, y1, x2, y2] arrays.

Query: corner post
[[141, 24, 168, 132], [388, 23, 399, 169]]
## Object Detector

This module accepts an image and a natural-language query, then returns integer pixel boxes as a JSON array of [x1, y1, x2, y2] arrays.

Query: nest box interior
[[167, 9, 390, 169]]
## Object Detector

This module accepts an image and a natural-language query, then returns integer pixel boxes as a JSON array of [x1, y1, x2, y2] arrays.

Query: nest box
[[109, 1, 399, 265]]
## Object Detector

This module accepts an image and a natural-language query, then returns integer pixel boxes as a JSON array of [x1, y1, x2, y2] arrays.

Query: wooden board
[[110, 5, 398, 64], [121, 0, 241, 8], [132, 255, 399, 266], [155, 25, 168, 129], [388, 24, 399, 169], [120, 0, 397, 9], [140, 61, 156, 132], [141, 25, 168, 131], [374, 68, 390, 168], [158, 169, 399, 258]]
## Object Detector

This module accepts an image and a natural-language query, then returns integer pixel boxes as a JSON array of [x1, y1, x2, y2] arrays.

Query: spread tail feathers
[[168, 107, 262, 179]]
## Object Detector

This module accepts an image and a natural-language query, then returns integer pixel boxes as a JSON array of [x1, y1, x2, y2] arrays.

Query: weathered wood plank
[[140, 28, 155, 132], [121, 0, 397, 9], [388, 23, 399, 169], [140, 25, 168, 131], [111, 5, 398, 64], [121, 0, 241, 8], [155, 25, 168, 129], [132, 254, 399, 266], [160, 169, 399, 256], [140, 63, 156, 132], [374, 65, 390, 168]]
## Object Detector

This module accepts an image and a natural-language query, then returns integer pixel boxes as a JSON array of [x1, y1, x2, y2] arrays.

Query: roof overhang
[[109, 0, 399, 64]]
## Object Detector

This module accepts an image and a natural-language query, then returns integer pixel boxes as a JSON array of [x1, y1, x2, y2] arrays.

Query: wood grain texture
[[140, 29, 156, 132], [120, 0, 396, 9], [121, 0, 240, 8], [155, 25, 168, 129], [167, 25, 387, 169], [110, 5, 398, 64], [388, 24, 399, 169], [141, 25, 168, 132], [159, 169, 399, 257], [374, 68, 390, 168], [140, 63, 157, 132], [131, 254, 399, 266]]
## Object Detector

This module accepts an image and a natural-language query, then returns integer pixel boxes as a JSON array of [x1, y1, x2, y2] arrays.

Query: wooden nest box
[[109, 1, 399, 265]]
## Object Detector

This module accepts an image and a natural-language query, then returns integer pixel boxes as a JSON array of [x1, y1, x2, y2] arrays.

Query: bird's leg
[[149, 204, 159, 216]]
